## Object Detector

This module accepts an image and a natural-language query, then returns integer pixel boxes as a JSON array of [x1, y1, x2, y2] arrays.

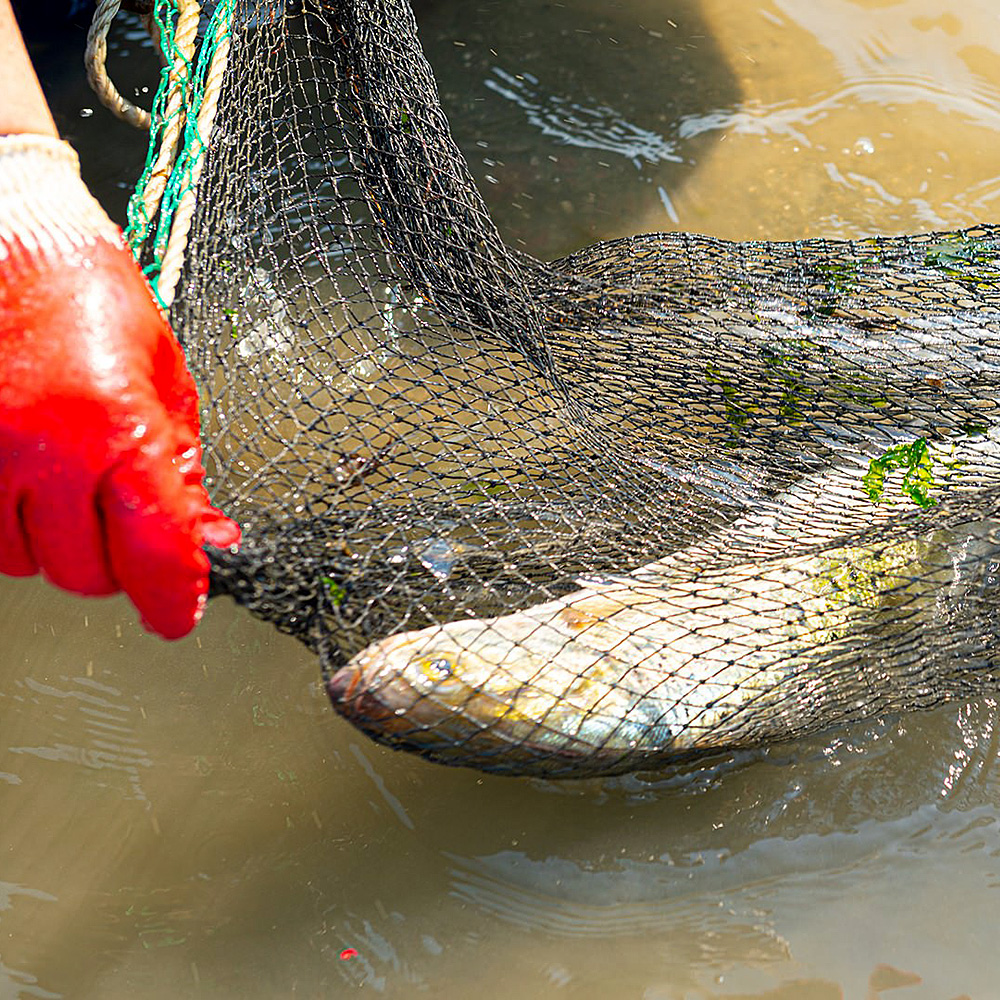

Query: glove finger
[[143, 309, 241, 551], [100, 438, 212, 640], [0, 482, 38, 577], [171, 429, 242, 551], [20, 483, 116, 595], [202, 508, 242, 549]]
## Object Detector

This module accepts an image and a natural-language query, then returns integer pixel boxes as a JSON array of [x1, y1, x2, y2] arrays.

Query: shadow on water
[[14, 2, 153, 225], [18, 0, 740, 247], [3, 1, 1000, 998], [416, 0, 740, 259]]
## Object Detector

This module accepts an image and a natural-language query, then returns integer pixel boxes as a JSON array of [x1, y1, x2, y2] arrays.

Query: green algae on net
[[864, 438, 952, 509]]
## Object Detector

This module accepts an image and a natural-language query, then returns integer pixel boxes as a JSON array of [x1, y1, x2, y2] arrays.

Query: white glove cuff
[[0, 134, 123, 264]]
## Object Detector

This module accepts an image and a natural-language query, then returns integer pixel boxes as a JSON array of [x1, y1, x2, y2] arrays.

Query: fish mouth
[[325, 660, 365, 708], [326, 667, 403, 738], [325, 638, 411, 730]]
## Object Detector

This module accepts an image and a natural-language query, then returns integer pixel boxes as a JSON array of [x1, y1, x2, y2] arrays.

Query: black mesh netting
[[165, 0, 1000, 776]]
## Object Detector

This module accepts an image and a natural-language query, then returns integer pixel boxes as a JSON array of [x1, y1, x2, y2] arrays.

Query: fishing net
[[103, 0, 1000, 776]]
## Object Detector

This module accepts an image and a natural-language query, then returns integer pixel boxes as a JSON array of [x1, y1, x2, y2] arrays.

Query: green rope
[[125, 0, 235, 306]]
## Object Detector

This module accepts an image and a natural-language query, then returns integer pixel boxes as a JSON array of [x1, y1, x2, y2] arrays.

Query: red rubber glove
[[0, 135, 240, 638]]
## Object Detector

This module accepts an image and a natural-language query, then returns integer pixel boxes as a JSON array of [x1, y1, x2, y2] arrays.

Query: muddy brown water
[[3, 1, 1000, 997]]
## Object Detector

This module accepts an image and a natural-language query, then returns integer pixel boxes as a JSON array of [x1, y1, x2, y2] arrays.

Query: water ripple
[[485, 68, 684, 169]]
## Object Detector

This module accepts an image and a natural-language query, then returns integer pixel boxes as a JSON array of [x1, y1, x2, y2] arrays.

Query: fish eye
[[418, 656, 454, 679]]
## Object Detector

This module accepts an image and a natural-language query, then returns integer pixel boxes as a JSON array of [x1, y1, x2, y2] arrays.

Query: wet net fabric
[[143, 0, 1000, 776]]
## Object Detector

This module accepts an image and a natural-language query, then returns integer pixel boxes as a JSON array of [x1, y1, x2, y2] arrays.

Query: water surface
[[4, 1, 1000, 996]]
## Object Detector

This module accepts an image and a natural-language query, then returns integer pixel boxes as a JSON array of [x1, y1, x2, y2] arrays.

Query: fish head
[[329, 624, 488, 705], [326, 622, 532, 763], [324, 616, 676, 776], [327, 613, 640, 774]]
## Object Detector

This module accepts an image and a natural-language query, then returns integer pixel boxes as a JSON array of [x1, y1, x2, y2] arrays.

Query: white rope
[[134, 0, 202, 236], [86, 0, 234, 309], [85, 0, 202, 231], [156, 10, 233, 308], [85, 0, 151, 129]]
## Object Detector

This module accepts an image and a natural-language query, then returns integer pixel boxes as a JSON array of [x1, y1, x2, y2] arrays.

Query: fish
[[327, 511, 1000, 777]]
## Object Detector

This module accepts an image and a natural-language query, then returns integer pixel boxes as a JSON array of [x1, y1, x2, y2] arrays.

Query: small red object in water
[[339, 948, 358, 960]]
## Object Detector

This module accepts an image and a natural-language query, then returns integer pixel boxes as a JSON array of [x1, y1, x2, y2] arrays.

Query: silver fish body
[[328, 515, 1000, 776]]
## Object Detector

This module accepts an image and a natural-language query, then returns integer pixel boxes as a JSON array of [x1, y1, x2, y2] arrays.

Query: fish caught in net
[[116, 0, 1000, 776]]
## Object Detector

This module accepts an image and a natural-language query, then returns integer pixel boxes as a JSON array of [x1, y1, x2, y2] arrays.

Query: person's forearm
[[0, 0, 57, 136]]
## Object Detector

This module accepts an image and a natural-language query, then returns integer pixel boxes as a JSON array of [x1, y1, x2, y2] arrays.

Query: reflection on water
[[5, 0, 1000, 996], [425, 0, 1000, 251]]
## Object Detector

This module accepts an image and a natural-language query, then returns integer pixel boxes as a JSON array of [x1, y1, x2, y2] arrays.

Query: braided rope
[[87, 0, 235, 309], [156, 7, 233, 307], [133, 0, 202, 237], [86, 0, 199, 232], [85, 0, 152, 129]]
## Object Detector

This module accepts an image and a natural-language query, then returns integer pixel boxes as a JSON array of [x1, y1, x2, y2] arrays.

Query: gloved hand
[[0, 134, 240, 638]]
